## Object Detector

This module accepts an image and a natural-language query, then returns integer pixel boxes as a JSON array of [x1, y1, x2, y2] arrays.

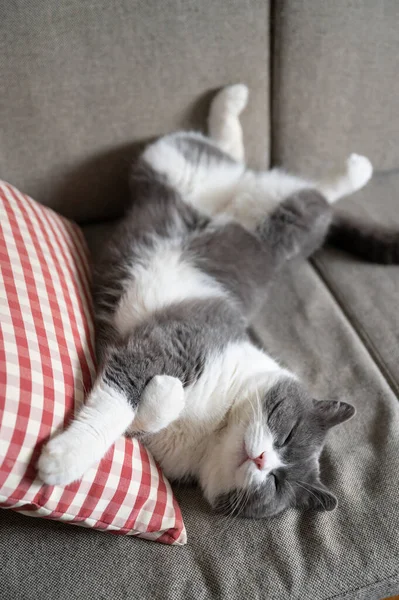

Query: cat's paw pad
[[37, 434, 88, 486], [133, 375, 185, 433], [216, 84, 249, 115], [346, 153, 373, 191]]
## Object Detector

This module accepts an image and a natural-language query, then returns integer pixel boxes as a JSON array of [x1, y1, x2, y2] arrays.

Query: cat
[[38, 84, 395, 518]]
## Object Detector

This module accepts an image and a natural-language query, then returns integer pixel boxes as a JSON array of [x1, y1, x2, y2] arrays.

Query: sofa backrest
[[1, 1, 398, 224], [0, 0, 270, 222], [271, 1, 399, 176]]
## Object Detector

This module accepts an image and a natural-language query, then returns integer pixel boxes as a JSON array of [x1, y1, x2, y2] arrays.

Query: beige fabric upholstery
[[1, 1, 399, 599], [315, 172, 399, 396], [272, 0, 399, 174], [1, 253, 399, 600]]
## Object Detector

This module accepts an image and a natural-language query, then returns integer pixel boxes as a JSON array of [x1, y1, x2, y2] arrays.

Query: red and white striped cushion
[[0, 181, 186, 545]]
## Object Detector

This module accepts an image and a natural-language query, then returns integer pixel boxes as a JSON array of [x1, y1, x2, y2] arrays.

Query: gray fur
[[102, 297, 247, 408], [171, 132, 237, 166], [329, 211, 399, 263], [214, 378, 354, 517], [260, 189, 333, 262], [189, 190, 333, 316], [92, 131, 354, 517]]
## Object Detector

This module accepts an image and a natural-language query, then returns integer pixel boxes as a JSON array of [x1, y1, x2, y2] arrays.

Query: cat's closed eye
[[270, 472, 280, 490], [274, 422, 299, 448]]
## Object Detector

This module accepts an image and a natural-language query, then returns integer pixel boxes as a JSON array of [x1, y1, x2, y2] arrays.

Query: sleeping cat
[[38, 84, 392, 517]]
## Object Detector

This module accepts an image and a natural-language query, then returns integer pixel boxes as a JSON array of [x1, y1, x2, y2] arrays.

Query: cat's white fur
[[145, 133, 372, 225], [38, 380, 134, 485], [38, 84, 373, 499], [113, 237, 226, 336], [208, 83, 249, 162], [136, 342, 288, 502]]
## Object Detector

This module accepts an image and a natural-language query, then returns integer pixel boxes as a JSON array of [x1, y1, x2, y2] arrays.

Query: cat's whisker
[[285, 480, 297, 505], [216, 486, 248, 536]]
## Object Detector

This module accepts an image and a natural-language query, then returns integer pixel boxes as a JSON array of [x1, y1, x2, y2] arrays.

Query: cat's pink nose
[[253, 452, 266, 470]]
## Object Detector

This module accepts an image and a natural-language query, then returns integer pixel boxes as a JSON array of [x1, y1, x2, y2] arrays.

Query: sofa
[[1, 1, 398, 599]]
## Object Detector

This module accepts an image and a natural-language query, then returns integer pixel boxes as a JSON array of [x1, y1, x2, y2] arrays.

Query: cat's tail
[[327, 212, 399, 264]]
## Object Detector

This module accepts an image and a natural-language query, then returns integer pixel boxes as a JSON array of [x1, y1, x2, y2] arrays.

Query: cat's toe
[[347, 153, 373, 191], [133, 375, 185, 433], [217, 84, 249, 115], [37, 435, 87, 486]]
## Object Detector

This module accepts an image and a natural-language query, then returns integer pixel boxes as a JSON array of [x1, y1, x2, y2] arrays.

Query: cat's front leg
[[129, 375, 185, 434], [37, 379, 135, 486]]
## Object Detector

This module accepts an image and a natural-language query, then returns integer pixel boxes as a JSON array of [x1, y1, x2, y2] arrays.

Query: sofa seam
[[269, 0, 280, 168], [374, 167, 399, 176], [267, 0, 272, 169], [311, 256, 399, 399], [322, 571, 399, 600]]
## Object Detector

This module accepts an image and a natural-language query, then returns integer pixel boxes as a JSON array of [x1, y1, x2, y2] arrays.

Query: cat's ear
[[296, 480, 338, 512], [312, 399, 356, 428]]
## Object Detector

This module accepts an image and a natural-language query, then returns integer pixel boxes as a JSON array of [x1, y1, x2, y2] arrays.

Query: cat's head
[[200, 376, 355, 518]]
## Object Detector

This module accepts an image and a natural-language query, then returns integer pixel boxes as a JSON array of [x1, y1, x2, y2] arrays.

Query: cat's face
[[200, 377, 355, 518]]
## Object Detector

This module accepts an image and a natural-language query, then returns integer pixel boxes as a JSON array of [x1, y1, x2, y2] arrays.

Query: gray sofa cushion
[[272, 0, 399, 173], [314, 172, 399, 396], [271, 0, 399, 464], [2, 253, 398, 600], [0, 0, 269, 223]]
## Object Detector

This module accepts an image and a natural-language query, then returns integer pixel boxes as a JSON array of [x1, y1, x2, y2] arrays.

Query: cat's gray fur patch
[[189, 191, 333, 316], [260, 189, 333, 262], [329, 211, 399, 263], [171, 132, 237, 166], [102, 297, 247, 408]]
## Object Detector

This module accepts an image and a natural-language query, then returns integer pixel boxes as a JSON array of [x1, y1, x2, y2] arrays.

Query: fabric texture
[[314, 171, 399, 397], [271, 0, 399, 174], [1, 0, 399, 598], [0, 182, 185, 545], [0, 0, 270, 223], [1, 245, 399, 599]]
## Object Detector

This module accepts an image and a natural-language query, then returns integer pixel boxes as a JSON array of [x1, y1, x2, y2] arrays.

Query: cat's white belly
[[112, 238, 225, 336]]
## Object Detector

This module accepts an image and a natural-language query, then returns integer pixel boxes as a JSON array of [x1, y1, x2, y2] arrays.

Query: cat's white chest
[[142, 348, 237, 478]]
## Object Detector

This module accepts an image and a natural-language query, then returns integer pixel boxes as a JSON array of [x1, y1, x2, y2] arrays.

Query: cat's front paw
[[346, 153, 373, 191], [37, 433, 91, 486], [132, 375, 185, 433]]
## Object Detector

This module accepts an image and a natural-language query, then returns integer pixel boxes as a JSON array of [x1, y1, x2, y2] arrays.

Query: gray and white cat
[[39, 84, 387, 517]]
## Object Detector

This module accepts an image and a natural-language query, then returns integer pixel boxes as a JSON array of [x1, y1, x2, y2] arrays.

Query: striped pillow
[[0, 181, 186, 545]]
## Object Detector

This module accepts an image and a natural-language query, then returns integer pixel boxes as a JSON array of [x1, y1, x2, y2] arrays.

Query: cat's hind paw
[[346, 153, 373, 192], [214, 84, 249, 116]]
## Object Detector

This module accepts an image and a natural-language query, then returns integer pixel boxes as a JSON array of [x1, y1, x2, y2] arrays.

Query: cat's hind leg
[[317, 153, 373, 203], [208, 84, 249, 163]]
